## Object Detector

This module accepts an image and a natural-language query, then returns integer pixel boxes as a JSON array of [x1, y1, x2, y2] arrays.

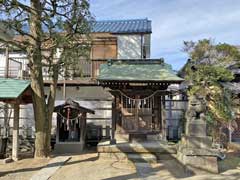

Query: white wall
[[117, 34, 142, 59], [117, 34, 151, 59]]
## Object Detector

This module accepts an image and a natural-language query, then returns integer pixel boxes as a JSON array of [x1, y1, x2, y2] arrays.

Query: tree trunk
[[29, 54, 58, 158], [29, 0, 50, 158], [30, 54, 50, 157], [46, 65, 59, 151]]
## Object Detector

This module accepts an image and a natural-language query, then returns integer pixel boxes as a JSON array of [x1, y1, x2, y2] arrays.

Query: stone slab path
[[30, 156, 71, 180]]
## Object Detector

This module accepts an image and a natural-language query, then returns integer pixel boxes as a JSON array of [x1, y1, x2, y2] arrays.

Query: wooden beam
[[12, 103, 19, 161]]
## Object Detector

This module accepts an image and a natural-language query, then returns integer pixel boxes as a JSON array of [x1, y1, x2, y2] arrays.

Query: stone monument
[[177, 94, 219, 174]]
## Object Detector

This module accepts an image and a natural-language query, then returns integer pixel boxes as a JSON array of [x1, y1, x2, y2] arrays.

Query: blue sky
[[89, 0, 240, 70]]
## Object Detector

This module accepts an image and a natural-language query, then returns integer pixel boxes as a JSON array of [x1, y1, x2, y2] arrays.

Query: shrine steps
[[97, 140, 177, 163]]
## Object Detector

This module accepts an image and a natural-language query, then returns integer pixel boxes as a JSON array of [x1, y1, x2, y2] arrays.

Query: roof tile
[[91, 19, 152, 34]]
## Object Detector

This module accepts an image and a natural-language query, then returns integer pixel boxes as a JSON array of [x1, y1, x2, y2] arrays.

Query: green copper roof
[[97, 60, 184, 82], [0, 78, 30, 99]]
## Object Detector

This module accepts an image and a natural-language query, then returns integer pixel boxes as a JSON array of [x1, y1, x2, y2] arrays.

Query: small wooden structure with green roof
[[0, 78, 32, 160], [97, 59, 184, 143]]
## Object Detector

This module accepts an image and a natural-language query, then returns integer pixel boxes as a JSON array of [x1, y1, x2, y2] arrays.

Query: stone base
[[178, 134, 219, 174], [177, 151, 218, 174], [181, 135, 212, 149], [54, 142, 84, 154]]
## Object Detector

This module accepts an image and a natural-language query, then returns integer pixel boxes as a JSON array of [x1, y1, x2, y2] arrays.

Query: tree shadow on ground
[[0, 150, 99, 178]]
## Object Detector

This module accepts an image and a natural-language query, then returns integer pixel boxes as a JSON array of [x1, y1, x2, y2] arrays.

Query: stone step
[[127, 153, 157, 163], [98, 140, 177, 154]]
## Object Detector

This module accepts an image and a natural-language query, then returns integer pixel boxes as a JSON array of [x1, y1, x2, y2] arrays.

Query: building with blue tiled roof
[[90, 18, 152, 59], [0, 18, 155, 153]]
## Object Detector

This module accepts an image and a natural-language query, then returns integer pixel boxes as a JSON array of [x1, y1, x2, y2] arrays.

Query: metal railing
[[0, 58, 108, 81]]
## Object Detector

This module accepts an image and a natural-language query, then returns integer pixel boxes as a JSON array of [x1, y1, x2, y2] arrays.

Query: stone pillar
[[12, 103, 19, 161]]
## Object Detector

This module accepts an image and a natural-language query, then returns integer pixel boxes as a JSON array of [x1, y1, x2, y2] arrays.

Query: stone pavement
[[30, 156, 71, 180]]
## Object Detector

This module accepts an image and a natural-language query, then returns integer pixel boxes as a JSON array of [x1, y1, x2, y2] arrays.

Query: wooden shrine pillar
[[110, 96, 117, 144], [157, 96, 162, 131], [153, 95, 159, 130], [161, 96, 167, 140], [80, 113, 87, 143], [12, 103, 20, 161], [135, 95, 140, 131]]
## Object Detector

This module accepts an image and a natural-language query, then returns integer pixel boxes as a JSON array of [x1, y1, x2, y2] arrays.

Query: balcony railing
[[0, 58, 108, 82]]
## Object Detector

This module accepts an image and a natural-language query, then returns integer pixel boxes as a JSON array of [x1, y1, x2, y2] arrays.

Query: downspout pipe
[[140, 34, 143, 59]]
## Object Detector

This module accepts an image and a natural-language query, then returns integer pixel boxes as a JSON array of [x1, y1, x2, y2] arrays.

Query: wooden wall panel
[[91, 37, 117, 60]]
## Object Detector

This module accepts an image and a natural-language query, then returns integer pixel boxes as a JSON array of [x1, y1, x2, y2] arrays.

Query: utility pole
[[4, 45, 9, 78]]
